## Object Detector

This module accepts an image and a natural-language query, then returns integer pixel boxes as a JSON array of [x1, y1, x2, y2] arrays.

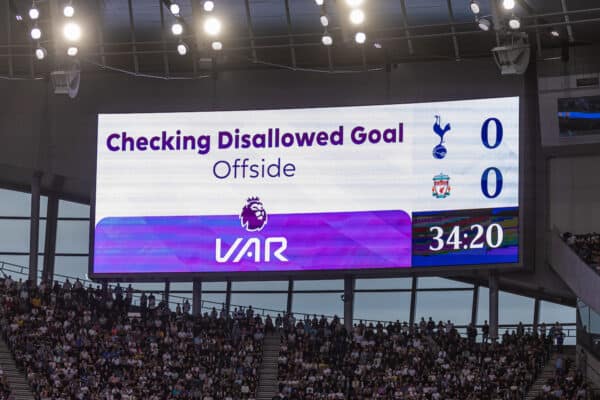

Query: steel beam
[[28, 173, 41, 283]]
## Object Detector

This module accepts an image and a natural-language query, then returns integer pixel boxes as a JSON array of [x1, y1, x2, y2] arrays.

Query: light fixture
[[63, 4, 75, 17], [15, 14, 23, 21], [211, 41, 223, 51], [315, 0, 324, 5], [203, 16, 221, 36], [63, 22, 81, 41], [345, 0, 363, 8], [470, 0, 481, 15], [170, 3, 180, 15], [29, 5, 39, 20], [203, 1, 215, 12], [177, 42, 188, 55], [355, 31, 366, 44], [491, 33, 530, 75], [171, 22, 183, 35], [502, 0, 515, 10], [477, 17, 491, 31], [320, 15, 329, 27], [322, 34, 333, 46], [374, 42, 382, 49], [35, 46, 47, 60], [550, 28, 560, 37], [349, 9, 365, 25], [30, 27, 41, 40], [67, 46, 78, 56], [508, 15, 520, 29]]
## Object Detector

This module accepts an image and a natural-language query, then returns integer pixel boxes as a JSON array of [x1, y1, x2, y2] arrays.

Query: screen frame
[[88, 98, 525, 282]]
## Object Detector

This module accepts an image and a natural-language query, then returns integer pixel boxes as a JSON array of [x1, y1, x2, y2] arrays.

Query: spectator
[[467, 322, 477, 344], [482, 319, 490, 343], [556, 355, 564, 376]]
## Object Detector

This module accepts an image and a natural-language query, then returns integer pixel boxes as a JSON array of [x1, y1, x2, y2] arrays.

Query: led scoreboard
[[92, 97, 520, 277]]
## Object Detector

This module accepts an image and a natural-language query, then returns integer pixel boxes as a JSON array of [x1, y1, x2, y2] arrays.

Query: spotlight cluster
[[469, 0, 559, 38], [345, 0, 367, 44], [316, 0, 368, 46], [469, 0, 519, 31], [169, 1, 222, 56], [469, 1, 491, 32], [315, 0, 332, 46], [62, 1, 81, 58], [168, 2, 187, 55], [29, 0, 41, 46], [31, 1, 82, 60]]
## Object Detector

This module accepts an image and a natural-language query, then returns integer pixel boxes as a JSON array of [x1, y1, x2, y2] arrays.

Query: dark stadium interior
[[1, 0, 600, 399]]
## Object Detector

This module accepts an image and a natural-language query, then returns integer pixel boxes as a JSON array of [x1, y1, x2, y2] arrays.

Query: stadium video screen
[[93, 97, 520, 276], [558, 95, 600, 137]]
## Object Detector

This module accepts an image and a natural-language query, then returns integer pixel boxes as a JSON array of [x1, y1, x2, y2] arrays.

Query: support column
[[42, 194, 59, 283], [164, 281, 170, 304], [471, 285, 480, 326], [409, 277, 418, 327], [343, 276, 355, 332], [29, 172, 41, 283], [489, 272, 499, 341], [533, 298, 541, 332], [192, 279, 202, 316], [286, 279, 294, 315], [225, 279, 232, 316]]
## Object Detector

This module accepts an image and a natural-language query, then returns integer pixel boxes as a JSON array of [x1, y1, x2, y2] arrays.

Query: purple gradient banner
[[94, 210, 412, 274]]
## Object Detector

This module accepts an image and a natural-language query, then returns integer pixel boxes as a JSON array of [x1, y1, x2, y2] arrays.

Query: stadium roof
[[2, 0, 600, 77]]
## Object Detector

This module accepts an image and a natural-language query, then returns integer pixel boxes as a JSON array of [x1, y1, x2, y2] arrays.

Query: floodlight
[[204, 1, 214, 12], [31, 27, 41, 40], [355, 31, 366, 44], [35, 47, 47, 60], [477, 18, 491, 31], [177, 42, 188, 55], [349, 9, 365, 25], [204, 17, 221, 36], [63, 22, 81, 41], [171, 22, 183, 35]]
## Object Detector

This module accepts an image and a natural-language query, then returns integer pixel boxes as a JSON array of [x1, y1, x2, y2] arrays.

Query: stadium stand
[[276, 314, 557, 399], [0, 277, 264, 399], [0, 273, 587, 400], [562, 233, 600, 273]]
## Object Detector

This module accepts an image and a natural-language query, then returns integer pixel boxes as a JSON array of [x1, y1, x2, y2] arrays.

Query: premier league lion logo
[[240, 197, 268, 232]]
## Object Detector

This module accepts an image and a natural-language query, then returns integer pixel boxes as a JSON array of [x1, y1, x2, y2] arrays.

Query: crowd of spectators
[[0, 276, 265, 400], [0, 273, 591, 400], [562, 232, 600, 271], [276, 315, 554, 400], [535, 355, 588, 400]]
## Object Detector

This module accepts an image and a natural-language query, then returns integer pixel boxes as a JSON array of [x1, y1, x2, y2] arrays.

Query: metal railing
[[0, 260, 577, 336], [0, 260, 298, 319]]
